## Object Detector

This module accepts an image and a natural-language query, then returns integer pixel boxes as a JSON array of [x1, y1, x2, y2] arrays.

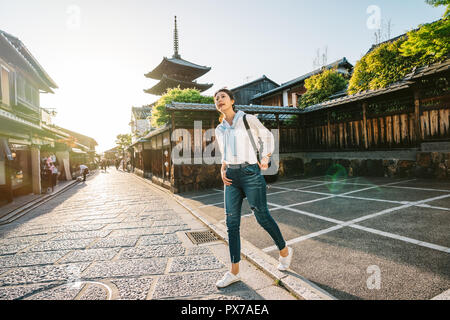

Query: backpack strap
[[243, 114, 260, 162]]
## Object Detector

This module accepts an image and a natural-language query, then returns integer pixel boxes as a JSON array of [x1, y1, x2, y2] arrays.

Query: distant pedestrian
[[80, 164, 89, 181], [50, 164, 58, 192]]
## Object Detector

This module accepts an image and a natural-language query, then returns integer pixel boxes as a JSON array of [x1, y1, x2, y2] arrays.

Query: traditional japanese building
[[0, 29, 98, 206], [144, 16, 213, 96], [0, 29, 59, 204], [129, 105, 153, 143], [251, 57, 354, 107]]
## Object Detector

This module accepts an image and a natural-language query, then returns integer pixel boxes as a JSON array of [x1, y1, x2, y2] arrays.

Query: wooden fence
[[297, 75, 450, 151]]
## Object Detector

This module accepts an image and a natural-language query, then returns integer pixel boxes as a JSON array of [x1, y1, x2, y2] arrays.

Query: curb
[[131, 173, 337, 300], [431, 289, 450, 300]]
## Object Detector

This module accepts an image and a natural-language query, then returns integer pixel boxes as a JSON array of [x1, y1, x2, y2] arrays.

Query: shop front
[[9, 142, 32, 196], [0, 137, 33, 203], [69, 148, 89, 179], [0, 137, 14, 203]]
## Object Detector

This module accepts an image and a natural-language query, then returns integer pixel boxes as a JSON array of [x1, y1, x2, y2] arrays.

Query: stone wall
[[296, 152, 450, 180], [415, 152, 450, 179], [172, 164, 223, 193], [168, 151, 450, 194], [172, 157, 308, 193]]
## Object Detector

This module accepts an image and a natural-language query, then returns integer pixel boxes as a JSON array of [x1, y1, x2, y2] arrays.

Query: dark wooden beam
[[414, 88, 422, 145], [362, 102, 368, 149]]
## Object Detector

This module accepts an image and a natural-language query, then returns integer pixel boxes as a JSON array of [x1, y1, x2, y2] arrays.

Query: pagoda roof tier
[[144, 74, 213, 96], [145, 57, 211, 81]]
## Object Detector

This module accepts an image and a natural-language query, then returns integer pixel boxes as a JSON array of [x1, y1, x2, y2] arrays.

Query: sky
[[0, 0, 446, 152]]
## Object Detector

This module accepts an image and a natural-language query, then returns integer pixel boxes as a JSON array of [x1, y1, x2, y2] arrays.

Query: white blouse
[[215, 111, 275, 165]]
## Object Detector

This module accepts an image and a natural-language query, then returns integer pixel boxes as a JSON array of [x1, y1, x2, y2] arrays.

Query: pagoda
[[144, 16, 213, 96]]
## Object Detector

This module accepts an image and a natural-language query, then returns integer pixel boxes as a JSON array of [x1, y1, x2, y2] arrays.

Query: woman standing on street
[[214, 88, 293, 288]]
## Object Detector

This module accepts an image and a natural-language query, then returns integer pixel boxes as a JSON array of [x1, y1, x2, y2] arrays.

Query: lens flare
[[325, 164, 347, 192]]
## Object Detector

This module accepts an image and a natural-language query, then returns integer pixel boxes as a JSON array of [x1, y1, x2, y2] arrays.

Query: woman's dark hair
[[214, 88, 236, 110], [215, 88, 236, 123]]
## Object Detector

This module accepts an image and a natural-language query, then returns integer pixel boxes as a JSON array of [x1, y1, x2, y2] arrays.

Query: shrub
[[298, 69, 348, 109], [150, 87, 214, 128], [348, 18, 450, 95]]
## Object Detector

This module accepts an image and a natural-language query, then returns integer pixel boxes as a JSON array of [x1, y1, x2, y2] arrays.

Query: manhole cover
[[186, 230, 219, 245]]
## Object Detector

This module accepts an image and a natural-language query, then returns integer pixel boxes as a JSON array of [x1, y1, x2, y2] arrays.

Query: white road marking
[[198, 189, 293, 208], [263, 225, 344, 252], [268, 202, 344, 224], [349, 224, 450, 253], [292, 179, 450, 193], [263, 193, 450, 253], [415, 204, 450, 211], [188, 191, 223, 199]]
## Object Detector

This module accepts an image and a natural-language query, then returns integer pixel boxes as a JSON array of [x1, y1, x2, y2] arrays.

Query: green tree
[[348, 18, 449, 94], [298, 69, 349, 109], [425, 0, 450, 18], [150, 87, 214, 128], [115, 133, 132, 152], [399, 19, 450, 65], [349, 38, 411, 94], [115, 133, 132, 170]]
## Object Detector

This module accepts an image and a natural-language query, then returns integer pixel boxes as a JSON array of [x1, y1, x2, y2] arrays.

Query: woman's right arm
[[216, 128, 232, 186]]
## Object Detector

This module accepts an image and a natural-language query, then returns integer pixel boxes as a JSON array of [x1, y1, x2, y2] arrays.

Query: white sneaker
[[216, 271, 241, 288], [278, 247, 294, 271]]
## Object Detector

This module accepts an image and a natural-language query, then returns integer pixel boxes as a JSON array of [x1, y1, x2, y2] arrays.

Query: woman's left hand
[[258, 156, 270, 170]]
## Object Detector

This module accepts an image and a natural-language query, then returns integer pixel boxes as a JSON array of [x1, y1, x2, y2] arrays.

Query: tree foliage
[[399, 18, 450, 64], [298, 69, 349, 109], [115, 133, 132, 151], [150, 87, 214, 128], [425, 0, 450, 17], [348, 18, 450, 94]]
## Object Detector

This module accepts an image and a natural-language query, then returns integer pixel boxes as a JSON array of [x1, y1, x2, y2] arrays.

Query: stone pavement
[[0, 177, 79, 220], [0, 169, 297, 300]]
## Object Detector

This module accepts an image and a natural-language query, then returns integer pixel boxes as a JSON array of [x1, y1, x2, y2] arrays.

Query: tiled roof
[[145, 57, 211, 81], [301, 58, 450, 114], [301, 81, 412, 113], [230, 75, 280, 92], [0, 30, 57, 92], [252, 57, 353, 100], [166, 102, 303, 114], [54, 125, 98, 146], [141, 123, 171, 140], [132, 106, 153, 119], [403, 58, 450, 80], [144, 75, 213, 95], [166, 57, 210, 70]]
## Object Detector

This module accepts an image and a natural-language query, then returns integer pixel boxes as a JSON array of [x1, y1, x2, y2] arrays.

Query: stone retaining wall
[[167, 151, 450, 194], [172, 164, 223, 193], [297, 152, 450, 180]]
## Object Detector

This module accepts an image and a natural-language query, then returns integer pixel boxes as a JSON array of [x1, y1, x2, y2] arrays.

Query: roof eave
[[0, 30, 58, 89]]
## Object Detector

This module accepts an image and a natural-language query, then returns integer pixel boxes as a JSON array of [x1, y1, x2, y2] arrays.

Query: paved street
[[0, 170, 296, 300], [180, 175, 450, 300]]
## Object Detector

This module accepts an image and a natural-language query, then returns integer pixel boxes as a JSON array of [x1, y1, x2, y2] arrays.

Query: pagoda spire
[[144, 15, 213, 95], [173, 16, 181, 59]]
